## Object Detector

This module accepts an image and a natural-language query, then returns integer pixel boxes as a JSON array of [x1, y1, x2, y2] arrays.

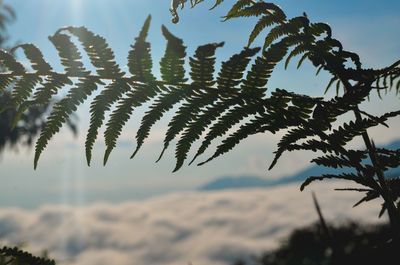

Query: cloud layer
[[0, 181, 385, 265]]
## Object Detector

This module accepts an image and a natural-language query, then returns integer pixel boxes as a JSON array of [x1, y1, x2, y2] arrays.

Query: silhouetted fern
[[1, 0, 400, 239]]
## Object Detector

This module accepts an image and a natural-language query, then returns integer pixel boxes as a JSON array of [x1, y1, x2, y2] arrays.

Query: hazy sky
[[1, 0, 399, 208]]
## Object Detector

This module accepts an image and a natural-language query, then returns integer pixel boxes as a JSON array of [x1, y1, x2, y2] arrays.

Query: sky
[[0, 0, 399, 208], [0, 1, 399, 264]]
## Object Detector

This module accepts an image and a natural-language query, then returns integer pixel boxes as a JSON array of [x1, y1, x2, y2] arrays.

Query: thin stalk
[[353, 107, 400, 239]]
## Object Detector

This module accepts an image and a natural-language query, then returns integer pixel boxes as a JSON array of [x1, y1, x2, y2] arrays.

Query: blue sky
[[1, 0, 400, 208]]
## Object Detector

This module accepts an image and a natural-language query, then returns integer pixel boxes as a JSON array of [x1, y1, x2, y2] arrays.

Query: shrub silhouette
[[0, 0, 399, 261], [237, 194, 397, 265], [0, 246, 55, 265], [255, 221, 396, 265]]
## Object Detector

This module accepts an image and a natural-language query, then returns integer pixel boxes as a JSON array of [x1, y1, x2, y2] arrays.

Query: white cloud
[[0, 181, 386, 265]]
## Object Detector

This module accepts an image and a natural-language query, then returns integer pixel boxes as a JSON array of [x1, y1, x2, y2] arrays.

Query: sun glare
[[70, 0, 84, 22]]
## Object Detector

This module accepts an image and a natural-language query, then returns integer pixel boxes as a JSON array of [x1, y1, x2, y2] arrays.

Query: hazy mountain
[[199, 176, 274, 190], [200, 140, 400, 191]]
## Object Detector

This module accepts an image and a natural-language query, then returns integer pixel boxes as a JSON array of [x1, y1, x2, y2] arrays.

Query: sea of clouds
[[0, 181, 386, 265]]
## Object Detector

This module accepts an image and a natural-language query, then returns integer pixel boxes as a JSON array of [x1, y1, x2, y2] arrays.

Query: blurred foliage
[[0, 246, 55, 265], [0, 0, 14, 47], [0, 0, 77, 155], [236, 194, 397, 265], [253, 221, 397, 265], [0, 1, 62, 263], [0, 90, 50, 153]]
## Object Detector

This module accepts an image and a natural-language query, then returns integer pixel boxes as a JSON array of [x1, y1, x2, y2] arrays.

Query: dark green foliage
[[0, 0, 76, 157], [0, 246, 56, 265], [1, 0, 400, 239], [158, 42, 224, 166], [159, 25, 187, 83], [0, 91, 50, 153], [34, 78, 97, 168], [252, 222, 397, 265]]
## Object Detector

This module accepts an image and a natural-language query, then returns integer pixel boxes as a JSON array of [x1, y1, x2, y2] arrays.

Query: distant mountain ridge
[[199, 140, 400, 191]]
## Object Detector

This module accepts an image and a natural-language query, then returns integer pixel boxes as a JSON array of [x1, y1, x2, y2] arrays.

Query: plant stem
[[353, 107, 400, 239]]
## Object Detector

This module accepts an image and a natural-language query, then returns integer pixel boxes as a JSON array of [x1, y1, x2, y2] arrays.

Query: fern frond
[[35, 78, 98, 169], [241, 40, 289, 99], [103, 82, 159, 165], [32, 73, 73, 105], [128, 15, 155, 81], [177, 100, 229, 168], [0, 73, 14, 94], [7, 74, 42, 110], [285, 44, 308, 69], [376, 152, 400, 170], [9, 74, 73, 129], [0, 73, 42, 118], [339, 50, 361, 70], [217, 47, 260, 96], [85, 79, 130, 165], [263, 16, 308, 50], [315, 65, 323, 76], [160, 25, 187, 83], [0, 74, 41, 113], [311, 154, 353, 169], [199, 111, 278, 166], [170, 92, 218, 170], [324, 76, 338, 94], [53, 26, 128, 165], [380, 109, 400, 120], [335, 188, 374, 192], [224, 0, 253, 21], [174, 47, 260, 169], [192, 89, 290, 167], [48, 33, 90, 76], [189, 42, 224, 87], [59, 26, 124, 78], [269, 126, 314, 170], [350, 177, 400, 211], [103, 17, 158, 164], [191, 100, 259, 164], [11, 44, 52, 74], [296, 52, 310, 69], [210, 0, 225, 10], [335, 79, 341, 94], [0, 49, 25, 74], [367, 178, 400, 215], [131, 87, 186, 159], [0, 11, 397, 185], [225, 2, 285, 21], [300, 173, 368, 191], [327, 118, 381, 147], [248, 10, 286, 47], [308, 22, 332, 38], [289, 139, 343, 155], [157, 42, 223, 163], [353, 191, 379, 208]]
